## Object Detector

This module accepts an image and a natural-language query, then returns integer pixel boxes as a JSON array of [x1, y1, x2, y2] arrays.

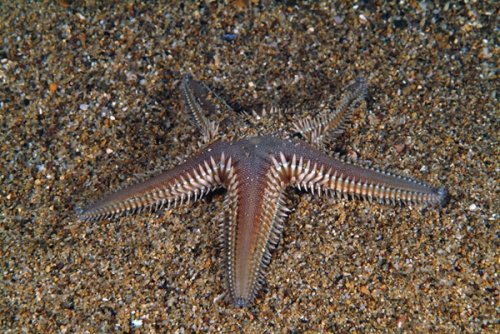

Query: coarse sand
[[1, 0, 498, 332]]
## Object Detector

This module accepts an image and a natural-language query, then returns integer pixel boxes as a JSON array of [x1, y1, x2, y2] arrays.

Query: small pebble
[[131, 319, 143, 327]]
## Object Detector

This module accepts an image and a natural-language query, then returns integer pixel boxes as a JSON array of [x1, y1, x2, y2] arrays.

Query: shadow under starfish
[[80, 75, 449, 308]]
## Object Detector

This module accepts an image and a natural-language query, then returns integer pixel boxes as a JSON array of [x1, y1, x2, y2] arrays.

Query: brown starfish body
[[80, 76, 448, 307]]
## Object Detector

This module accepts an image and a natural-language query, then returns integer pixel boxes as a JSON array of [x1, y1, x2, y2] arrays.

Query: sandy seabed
[[1, 0, 498, 332]]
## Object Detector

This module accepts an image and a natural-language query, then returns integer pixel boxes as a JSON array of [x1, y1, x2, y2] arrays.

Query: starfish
[[80, 75, 448, 308]]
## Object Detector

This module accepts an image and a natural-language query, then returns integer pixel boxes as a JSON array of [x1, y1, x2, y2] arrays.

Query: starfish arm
[[80, 141, 233, 221], [293, 78, 367, 145], [219, 164, 290, 308], [270, 144, 448, 207], [182, 74, 219, 142]]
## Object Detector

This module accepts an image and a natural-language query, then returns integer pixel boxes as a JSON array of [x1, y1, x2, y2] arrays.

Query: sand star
[[80, 75, 448, 307]]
